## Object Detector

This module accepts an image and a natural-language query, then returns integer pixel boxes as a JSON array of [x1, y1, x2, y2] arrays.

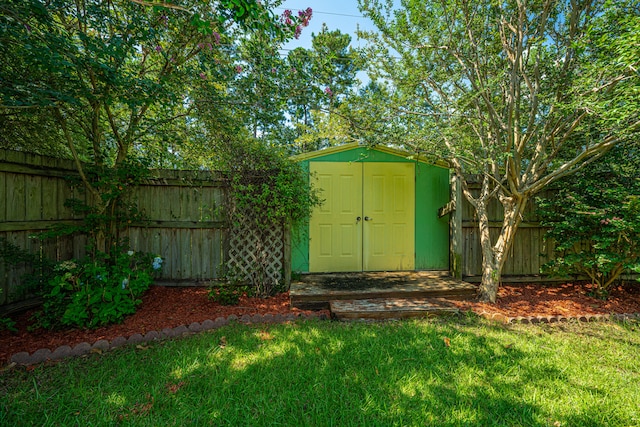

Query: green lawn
[[1, 316, 639, 426]]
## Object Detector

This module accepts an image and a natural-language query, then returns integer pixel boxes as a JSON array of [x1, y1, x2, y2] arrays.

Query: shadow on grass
[[1, 316, 638, 426]]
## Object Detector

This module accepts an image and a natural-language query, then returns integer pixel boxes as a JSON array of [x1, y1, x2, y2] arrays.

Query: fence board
[[25, 173, 43, 221], [459, 178, 554, 279], [5, 232, 26, 301], [6, 172, 26, 221], [0, 162, 5, 223], [179, 229, 191, 279], [41, 175, 58, 220], [191, 229, 202, 280], [201, 229, 216, 279], [0, 244, 5, 304]]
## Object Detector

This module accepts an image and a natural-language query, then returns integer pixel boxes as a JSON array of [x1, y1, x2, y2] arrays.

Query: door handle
[[356, 216, 361, 222], [364, 216, 372, 221]]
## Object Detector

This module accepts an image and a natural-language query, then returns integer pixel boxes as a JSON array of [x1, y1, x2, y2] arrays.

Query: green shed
[[291, 143, 451, 274]]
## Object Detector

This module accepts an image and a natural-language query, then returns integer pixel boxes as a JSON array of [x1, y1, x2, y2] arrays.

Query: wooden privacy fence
[[125, 171, 286, 287], [0, 149, 286, 306], [449, 174, 555, 282], [0, 150, 89, 305], [1, 148, 562, 307]]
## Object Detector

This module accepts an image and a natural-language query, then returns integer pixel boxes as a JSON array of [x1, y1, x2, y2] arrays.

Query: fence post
[[283, 220, 291, 289], [450, 173, 463, 280]]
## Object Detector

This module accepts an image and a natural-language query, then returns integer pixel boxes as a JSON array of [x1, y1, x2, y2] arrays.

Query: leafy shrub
[[0, 237, 55, 300], [207, 282, 251, 306], [35, 249, 163, 329], [1, 286, 17, 333], [539, 145, 640, 298], [0, 316, 17, 333]]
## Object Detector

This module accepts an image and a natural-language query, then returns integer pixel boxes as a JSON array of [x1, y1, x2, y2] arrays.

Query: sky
[[276, 0, 383, 87], [277, 0, 378, 52]]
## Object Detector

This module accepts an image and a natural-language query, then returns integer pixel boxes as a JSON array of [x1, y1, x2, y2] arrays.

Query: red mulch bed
[[2, 282, 640, 365], [452, 282, 640, 318], [0, 287, 324, 365]]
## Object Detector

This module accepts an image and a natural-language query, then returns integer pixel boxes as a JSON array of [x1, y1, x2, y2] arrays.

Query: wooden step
[[329, 297, 460, 321], [290, 271, 477, 310]]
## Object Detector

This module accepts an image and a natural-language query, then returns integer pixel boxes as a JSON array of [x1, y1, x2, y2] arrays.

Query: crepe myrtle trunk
[[475, 188, 528, 303]]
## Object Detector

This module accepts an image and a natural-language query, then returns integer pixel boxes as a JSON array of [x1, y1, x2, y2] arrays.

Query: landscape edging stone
[[9, 312, 323, 366], [476, 311, 640, 325], [11, 311, 636, 366]]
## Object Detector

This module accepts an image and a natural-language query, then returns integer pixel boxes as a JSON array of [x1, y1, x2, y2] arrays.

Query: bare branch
[[53, 106, 100, 200], [129, 0, 190, 12], [525, 119, 640, 194]]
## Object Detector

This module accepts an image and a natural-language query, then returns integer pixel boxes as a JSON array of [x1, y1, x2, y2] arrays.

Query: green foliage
[[1, 0, 315, 163], [207, 282, 251, 306], [214, 138, 318, 297], [222, 138, 319, 230], [0, 316, 17, 333], [0, 238, 55, 300], [35, 248, 162, 329], [284, 26, 363, 153], [539, 145, 640, 298]]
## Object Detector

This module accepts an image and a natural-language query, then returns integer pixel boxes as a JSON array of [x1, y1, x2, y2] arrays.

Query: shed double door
[[309, 162, 415, 272]]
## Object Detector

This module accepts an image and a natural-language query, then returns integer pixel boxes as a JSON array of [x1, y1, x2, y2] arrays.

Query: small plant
[[207, 281, 250, 306], [0, 316, 17, 333], [35, 248, 163, 329], [0, 237, 55, 300], [0, 286, 17, 332]]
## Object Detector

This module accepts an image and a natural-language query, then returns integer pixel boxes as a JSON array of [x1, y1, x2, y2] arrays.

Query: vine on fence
[[219, 138, 319, 297], [38, 158, 150, 259]]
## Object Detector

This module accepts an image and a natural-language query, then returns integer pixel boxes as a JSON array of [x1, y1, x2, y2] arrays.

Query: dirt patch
[[1, 282, 639, 365]]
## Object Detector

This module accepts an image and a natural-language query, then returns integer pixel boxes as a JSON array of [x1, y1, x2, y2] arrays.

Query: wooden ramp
[[290, 271, 477, 320]]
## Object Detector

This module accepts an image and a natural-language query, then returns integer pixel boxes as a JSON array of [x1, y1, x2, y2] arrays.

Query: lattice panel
[[226, 208, 284, 290]]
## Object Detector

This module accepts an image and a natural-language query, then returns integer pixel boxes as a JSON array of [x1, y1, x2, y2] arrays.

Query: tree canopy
[[0, 0, 315, 254], [359, 0, 640, 301]]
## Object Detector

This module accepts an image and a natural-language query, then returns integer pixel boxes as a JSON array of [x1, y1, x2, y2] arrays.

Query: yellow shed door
[[309, 162, 414, 272], [363, 162, 415, 271], [309, 162, 363, 272]]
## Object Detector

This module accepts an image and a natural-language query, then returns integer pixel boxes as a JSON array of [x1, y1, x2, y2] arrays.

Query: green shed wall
[[415, 162, 450, 269], [291, 147, 450, 272]]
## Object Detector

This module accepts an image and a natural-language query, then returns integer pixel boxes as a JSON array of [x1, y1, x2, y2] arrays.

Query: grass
[[1, 315, 639, 426]]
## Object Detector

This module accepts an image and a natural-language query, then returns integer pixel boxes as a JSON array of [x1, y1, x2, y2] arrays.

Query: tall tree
[[359, 0, 640, 301], [285, 25, 363, 152], [0, 0, 312, 254]]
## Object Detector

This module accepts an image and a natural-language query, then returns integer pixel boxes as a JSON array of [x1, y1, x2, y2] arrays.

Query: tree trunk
[[476, 200, 503, 303], [476, 187, 529, 302], [479, 251, 501, 303]]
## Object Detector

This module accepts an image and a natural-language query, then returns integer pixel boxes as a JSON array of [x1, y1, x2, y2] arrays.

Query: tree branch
[[53, 106, 100, 200]]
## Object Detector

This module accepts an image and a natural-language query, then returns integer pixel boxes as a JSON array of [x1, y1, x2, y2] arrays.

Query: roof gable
[[291, 143, 449, 168]]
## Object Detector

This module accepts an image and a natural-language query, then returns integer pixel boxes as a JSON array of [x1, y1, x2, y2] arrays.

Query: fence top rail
[[0, 148, 230, 185]]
